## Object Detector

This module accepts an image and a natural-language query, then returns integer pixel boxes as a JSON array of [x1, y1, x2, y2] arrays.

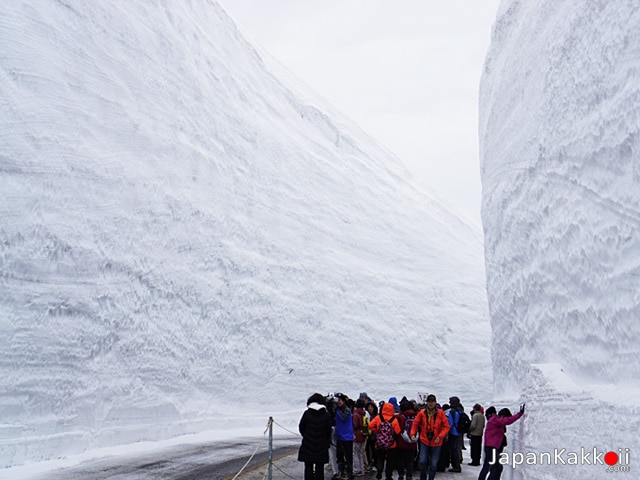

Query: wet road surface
[[28, 440, 298, 480]]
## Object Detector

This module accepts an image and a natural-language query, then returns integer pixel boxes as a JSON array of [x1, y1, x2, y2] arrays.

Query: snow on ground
[[6, 0, 639, 478], [480, 0, 640, 478], [0, 0, 489, 471], [0, 421, 297, 480]]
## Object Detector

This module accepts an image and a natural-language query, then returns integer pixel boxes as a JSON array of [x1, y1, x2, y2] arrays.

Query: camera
[[325, 393, 338, 417], [427, 430, 434, 441]]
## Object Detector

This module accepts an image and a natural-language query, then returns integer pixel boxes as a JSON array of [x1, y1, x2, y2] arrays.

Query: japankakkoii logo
[[604, 450, 631, 473], [491, 447, 631, 472]]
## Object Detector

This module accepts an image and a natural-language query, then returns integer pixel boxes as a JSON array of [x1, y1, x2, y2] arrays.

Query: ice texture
[[480, 1, 640, 478], [480, 0, 640, 394], [0, 1, 489, 467]]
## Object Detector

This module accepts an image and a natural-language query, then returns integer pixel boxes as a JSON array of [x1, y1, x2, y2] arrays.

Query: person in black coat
[[299, 393, 333, 480]]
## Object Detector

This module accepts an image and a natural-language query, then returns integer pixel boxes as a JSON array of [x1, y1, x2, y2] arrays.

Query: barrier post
[[268, 416, 274, 480]]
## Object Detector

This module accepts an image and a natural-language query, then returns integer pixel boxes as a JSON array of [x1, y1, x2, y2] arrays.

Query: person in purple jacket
[[477, 403, 525, 480]]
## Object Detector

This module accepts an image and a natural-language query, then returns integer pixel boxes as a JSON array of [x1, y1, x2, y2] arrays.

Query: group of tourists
[[297, 391, 525, 480]]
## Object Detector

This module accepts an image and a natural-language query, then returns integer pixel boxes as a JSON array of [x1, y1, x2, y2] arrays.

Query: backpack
[[454, 410, 471, 434], [361, 415, 371, 436], [400, 413, 416, 443], [375, 414, 395, 450]]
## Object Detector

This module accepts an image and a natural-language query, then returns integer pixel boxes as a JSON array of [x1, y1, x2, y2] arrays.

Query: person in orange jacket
[[409, 394, 450, 480], [369, 401, 401, 480]]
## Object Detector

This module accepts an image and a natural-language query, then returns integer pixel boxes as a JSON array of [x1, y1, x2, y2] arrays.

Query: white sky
[[217, 0, 501, 224]]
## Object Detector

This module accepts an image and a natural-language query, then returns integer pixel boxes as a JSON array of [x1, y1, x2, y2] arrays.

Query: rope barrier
[[227, 418, 272, 480], [272, 418, 300, 437], [226, 416, 301, 480]]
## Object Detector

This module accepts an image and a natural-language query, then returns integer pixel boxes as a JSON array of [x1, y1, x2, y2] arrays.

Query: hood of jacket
[[381, 402, 396, 421], [308, 402, 326, 411]]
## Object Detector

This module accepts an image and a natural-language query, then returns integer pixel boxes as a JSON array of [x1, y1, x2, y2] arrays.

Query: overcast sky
[[217, 1, 501, 224]]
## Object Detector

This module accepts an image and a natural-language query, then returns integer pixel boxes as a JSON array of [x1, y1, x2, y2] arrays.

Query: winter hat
[[449, 396, 461, 408], [307, 392, 326, 406], [426, 394, 437, 402]]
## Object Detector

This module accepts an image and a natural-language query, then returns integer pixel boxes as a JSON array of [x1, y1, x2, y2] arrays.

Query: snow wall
[[0, 1, 489, 468], [480, 1, 640, 478]]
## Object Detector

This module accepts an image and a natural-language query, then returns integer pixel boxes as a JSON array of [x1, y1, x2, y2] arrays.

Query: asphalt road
[[28, 440, 299, 480], [21, 438, 482, 480]]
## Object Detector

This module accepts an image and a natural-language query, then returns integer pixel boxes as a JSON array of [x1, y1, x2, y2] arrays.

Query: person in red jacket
[[409, 394, 450, 480], [352, 399, 368, 475], [369, 402, 401, 480]]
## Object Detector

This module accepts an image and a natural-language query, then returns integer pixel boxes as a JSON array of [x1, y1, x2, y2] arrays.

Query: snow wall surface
[[480, 0, 640, 478], [0, 1, 489, 468]]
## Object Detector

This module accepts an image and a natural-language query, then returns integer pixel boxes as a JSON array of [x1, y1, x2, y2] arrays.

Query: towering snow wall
[[0, 1, 489, 467], [480, 1, 640, 478]]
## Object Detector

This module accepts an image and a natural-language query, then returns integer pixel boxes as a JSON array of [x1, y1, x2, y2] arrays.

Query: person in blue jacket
[[335, 393, 355, 480], [446, 396, 464, 472]]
